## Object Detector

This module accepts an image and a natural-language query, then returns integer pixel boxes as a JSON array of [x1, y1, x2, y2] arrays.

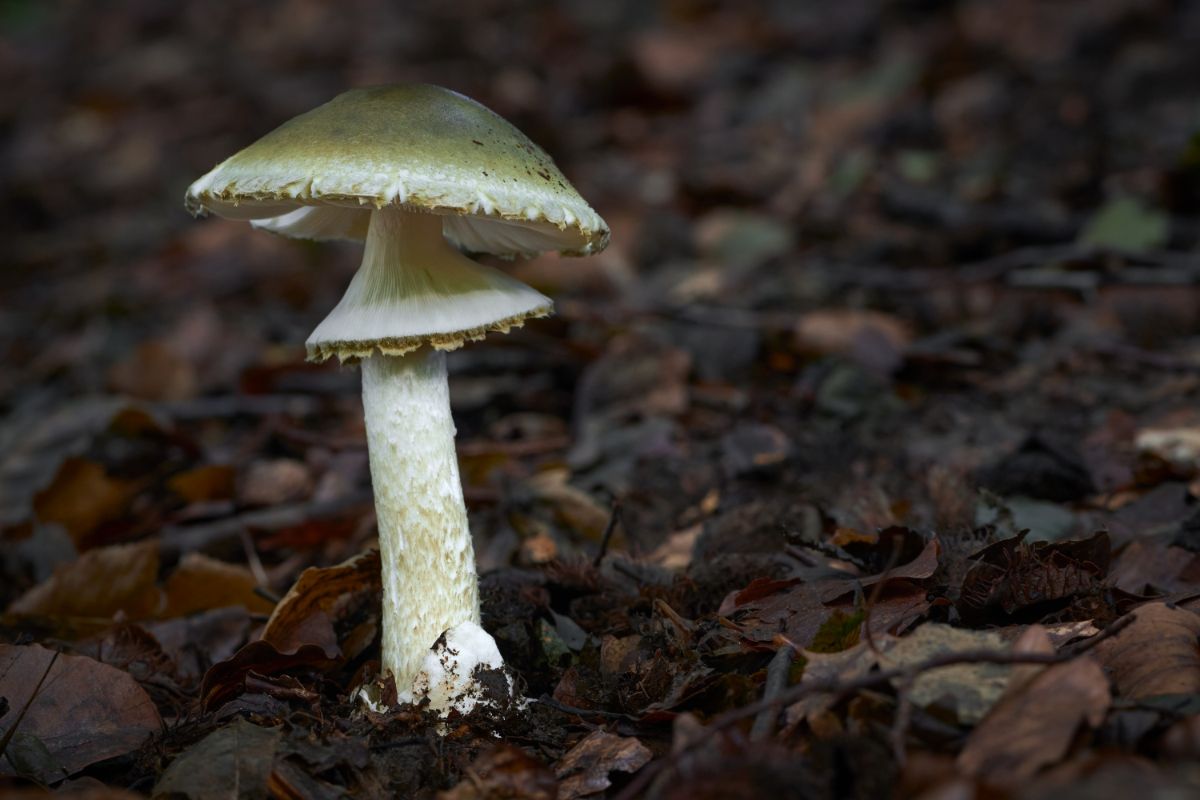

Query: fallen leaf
[[153, 718, 280, 800], [438, 745, 556, 800], [108, 341, 196, 402], [200, 641, 335, 712], [1078, 195, 1169, 253], [7, 539, 161, 623], [820, 537, 942, 602], [554, 730, 652, 800], [786, 640, 882, 725], [167, 464, 235, 504], [1137, 424, 1200, 473], [1093, 603, 1200, 699], [958, 627, 1110, 783], [32, 457, 138, 546], [794, 308, 912, 374], [878, 623, 1012, 724], [719, 423, 792, 478], [238, 459, 313, 507], [144, 607, 254, 682], [161, 552, 275, 618], [525, 468, 612, 542], [0, 644, 161, 778], [0, 398, 130, 529], [262, 549, 381, 659], [957, 531, 1110, 622]]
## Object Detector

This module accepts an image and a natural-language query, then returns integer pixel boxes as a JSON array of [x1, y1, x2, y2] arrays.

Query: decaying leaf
[[161, 552, 275, 618], [438, 745, 556, 800], [166, 464, 235, 504], [200, 641, 335, 712], [153, 718, 281, 800], [554, 730, 652, 800], [878, 623, 1012, 724], [1093, 602, 1200, 699], [261, 548, 381, 659], [0, 644, 161, 778], [722, 541, 936, 651], [957, 531, 1110, 622], [32, 457, 139, 545], [7, 539, 161, 623], [958, 626, 1110, 783]]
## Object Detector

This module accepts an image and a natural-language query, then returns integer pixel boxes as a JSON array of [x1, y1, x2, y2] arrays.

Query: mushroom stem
[[361, 348, 479, 690]]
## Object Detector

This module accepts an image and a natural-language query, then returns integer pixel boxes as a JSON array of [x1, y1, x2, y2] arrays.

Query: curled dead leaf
[[958, 641, 1110, 783], [555, 730, 652, 800], [262, 548, 381, 659], [438, 745, 556, 800]]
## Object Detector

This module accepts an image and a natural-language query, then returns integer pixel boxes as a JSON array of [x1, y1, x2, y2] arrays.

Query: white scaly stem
[[309, 207, 540, 709], [361, 349, 480, 690]]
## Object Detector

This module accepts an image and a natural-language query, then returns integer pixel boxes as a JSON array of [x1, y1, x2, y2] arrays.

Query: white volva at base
[[405, 621, 511, 715], [361, 350, 480, 694]]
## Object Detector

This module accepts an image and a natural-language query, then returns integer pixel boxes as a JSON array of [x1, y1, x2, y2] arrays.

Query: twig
[[614, 614, 1135, 800], [535, 695, 633, 721], [862, 543, 902, 658], [159, 491, 372, 557], [750, 644, 796, 742], [890, 674, 916, 768], [157, 394, 323, 421], [593, 500, 623, 568], [238, 527, 269, 587]]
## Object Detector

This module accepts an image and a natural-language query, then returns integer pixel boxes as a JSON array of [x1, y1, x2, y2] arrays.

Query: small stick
[[238, 526, 270, 588], [536, 695, 632, 721], [593, 500, 623, 568], [750, 644, 796, 742]]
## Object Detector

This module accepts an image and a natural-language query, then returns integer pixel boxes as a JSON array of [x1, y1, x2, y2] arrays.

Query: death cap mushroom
[[184, 84, 609, 704]]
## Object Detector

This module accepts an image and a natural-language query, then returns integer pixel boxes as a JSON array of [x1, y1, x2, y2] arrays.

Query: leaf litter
[[5, 0, 1200, 798]]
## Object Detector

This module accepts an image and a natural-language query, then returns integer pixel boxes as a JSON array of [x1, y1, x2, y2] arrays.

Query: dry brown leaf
[[795, 309, 912, 353], [438, 745, 556, 800], [167, 464, 235, 504], [108, 341, 196, 402], [958, 651, 1110, 783], [0, 643, 161, 778], [238, 459, 313, 507], [153, 718, 279, 800], [787, 639, 883, 725], [161, 552, 275, 618], [262, 549, 381, 658], [879, 623, 1012, 724], [7, 539, 161, 622], [32, 457, 138, 545], [1093, 603, 1200, 699], [526, 468, 612, 542], [554, 730, 652, 800]]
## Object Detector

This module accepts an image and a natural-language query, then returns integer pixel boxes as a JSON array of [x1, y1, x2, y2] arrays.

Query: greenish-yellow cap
[[186, 84, 608, 257]]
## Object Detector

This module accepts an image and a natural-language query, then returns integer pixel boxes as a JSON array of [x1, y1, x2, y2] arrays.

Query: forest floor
[[4, 1, 1200, 798]]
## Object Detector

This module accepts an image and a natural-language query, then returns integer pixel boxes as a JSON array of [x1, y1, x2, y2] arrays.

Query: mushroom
[[186, 84, 608, 710]]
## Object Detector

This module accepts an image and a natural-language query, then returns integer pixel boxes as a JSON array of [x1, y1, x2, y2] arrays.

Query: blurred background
[[3, 0, 1200, 599]]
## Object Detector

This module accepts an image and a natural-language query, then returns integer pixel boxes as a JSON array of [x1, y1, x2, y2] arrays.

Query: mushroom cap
[[185, 84, 608, 257]]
